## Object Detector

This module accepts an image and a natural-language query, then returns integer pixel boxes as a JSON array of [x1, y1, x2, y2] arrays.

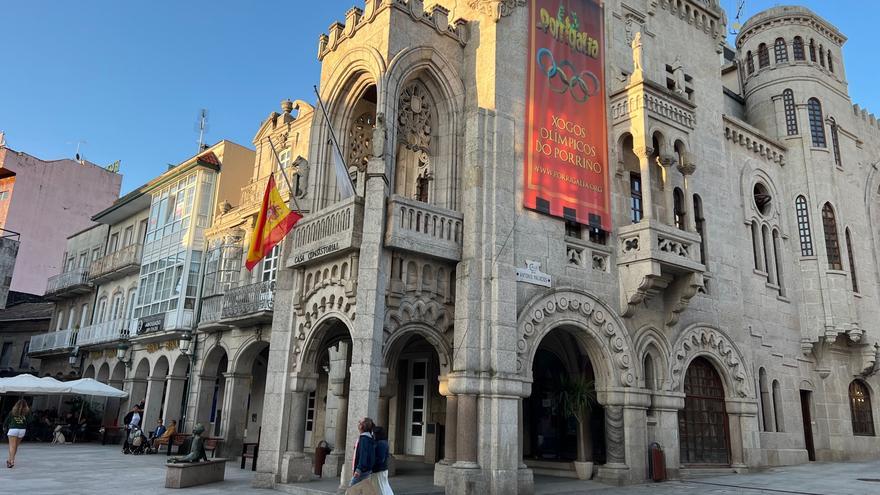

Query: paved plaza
[[1, 443, 880, 494]]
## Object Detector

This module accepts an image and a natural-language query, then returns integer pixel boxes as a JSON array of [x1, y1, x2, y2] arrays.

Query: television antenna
[[195, 109, 209, 152], [729, 0, 746, 36], [67, 139, 88, 161]]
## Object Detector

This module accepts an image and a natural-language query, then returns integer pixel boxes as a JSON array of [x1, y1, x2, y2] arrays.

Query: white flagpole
[[313, 85, 355, 199]]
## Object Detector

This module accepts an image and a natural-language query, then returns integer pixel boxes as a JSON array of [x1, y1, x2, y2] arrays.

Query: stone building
[[247, 1, 880, 494]]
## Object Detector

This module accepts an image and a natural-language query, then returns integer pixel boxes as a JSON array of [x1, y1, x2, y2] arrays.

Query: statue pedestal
[[165, 459, 228, 488]]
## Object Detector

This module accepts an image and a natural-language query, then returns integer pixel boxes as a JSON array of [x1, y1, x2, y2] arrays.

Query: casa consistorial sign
[[516, 260, 552, 287]]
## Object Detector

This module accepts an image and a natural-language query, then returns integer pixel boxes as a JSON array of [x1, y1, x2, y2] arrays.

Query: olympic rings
[[536, 47, 600, 104]]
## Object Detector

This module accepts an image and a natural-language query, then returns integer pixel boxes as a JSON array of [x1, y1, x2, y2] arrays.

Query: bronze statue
[[167, 423, 208, 463]]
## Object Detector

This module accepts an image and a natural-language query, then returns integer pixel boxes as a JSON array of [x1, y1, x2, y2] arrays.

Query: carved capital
[[677, 151, 697, 175], [632, 146, 654, 161], [468, 0, 525, 21], [657, 154, 676, 168]]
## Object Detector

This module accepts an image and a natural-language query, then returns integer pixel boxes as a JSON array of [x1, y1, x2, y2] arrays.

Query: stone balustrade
[[384, 195, 464, 262], [288, 196, 364, 267]]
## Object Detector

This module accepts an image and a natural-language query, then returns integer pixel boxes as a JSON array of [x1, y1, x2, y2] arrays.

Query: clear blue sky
[[1, 1, 876, 194]]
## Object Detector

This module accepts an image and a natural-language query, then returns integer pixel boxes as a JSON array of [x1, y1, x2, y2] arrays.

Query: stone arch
[[633, 325, 671, 389], [111, 361, 126, 382], [97, 363, 110, 383], [83, 364, 96, 379], [383, 322, 452, 377], [152, 355, 170, 378], [517, 288, 636, 390], [296, 314, 354, 374], [133, 357, 150, 379], [170, 354, 189, 378], [201, 343, 230, 376], [669, 324, 753, 399], [232, 337, 271, 375], [740, 160, 784, 230]]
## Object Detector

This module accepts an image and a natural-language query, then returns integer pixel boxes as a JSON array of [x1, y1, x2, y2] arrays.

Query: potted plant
[[558, 376, 597, 480]]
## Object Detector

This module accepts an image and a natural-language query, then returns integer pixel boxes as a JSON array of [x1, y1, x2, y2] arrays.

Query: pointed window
[[846, 228, 858, 293], [808, 98, 826, 148], [809, 39, 817, 62], [674, 187, 685, 230], [828, 51, 834, 73], [795, 196, 814, 256], [822, 203, 842, 270], [793, 37, 805, 60], [829, 117, 842, 167], [746, 51, 755, 74], [774, 38, 788, 63], [819, 44, 825, 67], [783, 89, 798, 136], [758, 43, 770, 68]]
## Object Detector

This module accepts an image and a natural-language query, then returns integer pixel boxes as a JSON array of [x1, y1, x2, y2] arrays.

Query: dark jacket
[[372, 439, 389, 472], [4, 413, 29, 430], [353, 432, 375, 475]]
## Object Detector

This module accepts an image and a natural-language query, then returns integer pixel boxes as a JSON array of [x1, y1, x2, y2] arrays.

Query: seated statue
[[167, 423, 208, 464]]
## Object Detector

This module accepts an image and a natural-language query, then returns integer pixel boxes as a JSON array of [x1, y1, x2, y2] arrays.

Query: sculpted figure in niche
[[372, 112, 386, 158], [672, 56, 686, 95], [292, 156, 309, 199], [631, 31, 643, 73]]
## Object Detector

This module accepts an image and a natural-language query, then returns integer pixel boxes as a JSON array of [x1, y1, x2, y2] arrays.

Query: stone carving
[[672, 56, 686, 95], [669, 326, 750, 398], [658, 236, 689, 257], [468, 0, 525, 22], [348, 112, 376, 172], [292, 278, 357, 372], [604, 405, 626, 464], [217, 200, 232, 215], [167, 423, 208, 463], [372, 112, 386, 158], [517, 290, 636, 387], [631, 32, 643, 74], [292, 156, 309, 199], [398, 82, 433, 161]]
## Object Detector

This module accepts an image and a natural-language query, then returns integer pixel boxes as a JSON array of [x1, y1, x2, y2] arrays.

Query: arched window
[[773, 229, 785, 294], [829, 117, 842, 167], [751, 220, 764, 271], [822, 203, 842, 270], [644, 354, 655, 390], [774, 38, 788, 63], [746, 51, 755, 74], [772, 380, 784, 432], [694, 194, 706, 265], [808, 98, 826, 148], [673, 187, 685, 230], [795, 196, 814, 256], [758, 43, 770, 68], [819, 44, 825, 67], [783, 89, 798, 135], [849, 381, 875, 436], [396, 80, 436, 204], [759, 367, 773, 432], [827, 51, 834, 73], [809, 39, 817, 62], [55, 310, 65, 331], [630, 172, 643, 223], [846, 228, 858, 293], [793, 36, 805, 60]]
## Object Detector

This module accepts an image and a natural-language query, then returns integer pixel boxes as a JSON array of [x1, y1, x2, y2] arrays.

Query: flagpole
[[313, 85, 356, 194], [266, 136, 302, 212]]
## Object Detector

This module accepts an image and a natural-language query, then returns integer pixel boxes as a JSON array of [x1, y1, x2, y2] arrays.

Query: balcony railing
[[29, 328, 76, 355], [221, 281, 275, 320], [76, 318, 130, 347], [199, 294, 225, 327], [385, 196, 463, 262], [45, 268, 92, 299], [240, 167, 295, 209], [89, 244, 143, 283], [132, 308, 194, 337], [289, 196, 364, 267]]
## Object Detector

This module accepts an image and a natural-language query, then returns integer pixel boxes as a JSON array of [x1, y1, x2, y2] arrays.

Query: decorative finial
[[281, 99, 294, 114]]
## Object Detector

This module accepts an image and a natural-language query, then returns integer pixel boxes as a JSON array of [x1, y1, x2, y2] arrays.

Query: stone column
[[658, 154, 676, 226], [194, 373, 217, 426], [322, 342, 350, 479], [726, 399, 759, 472], [634, 146, 655, 221], [677, 156, 697, 233], [444, 395, 458, 464], [454, 394, 478, 467], [220, 372, 251, 457], [280, 372, 318, 483], [604, 405, 626, 466], [596, 389, 651, 486], [651, 392, 685, 479], [162, 375, 187, 425], [143, 375, 166, 426]]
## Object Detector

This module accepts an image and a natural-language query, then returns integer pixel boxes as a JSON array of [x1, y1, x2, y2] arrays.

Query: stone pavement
[[2, 443, 880, 495]]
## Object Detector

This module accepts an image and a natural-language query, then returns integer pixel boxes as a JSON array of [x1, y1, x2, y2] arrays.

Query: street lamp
[[68, 349, 79, 368], [178, 331, 193, 355], [116, 342, 131, 368]]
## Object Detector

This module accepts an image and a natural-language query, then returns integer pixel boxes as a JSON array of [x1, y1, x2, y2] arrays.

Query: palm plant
[[558, 376, 597, 462]]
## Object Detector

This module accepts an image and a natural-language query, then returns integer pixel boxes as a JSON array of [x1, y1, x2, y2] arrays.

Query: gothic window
[[347, 112, 375, 172], [746, 51, 755, 74], [674, 187, 685, 230], [694, 194, 706, 265], [809, 39, 817, 62], [783, 89, 798, 136], [822, 203, 842, 270], [846, 228, 858, 293], [829, 117, 842, 167], [828, 51, 834, 72], [849, 381, 875, 436], [762, 224, 774, 283], [758, 43, 770, 68], [772, 380, 784, 432], [819, 44, 825, 67], [396, 81, 434, 202], [795, 196, 814, 256], [793, 36, 805, 60], [630, 173, 643, 223], [773, 229, 785, 294], [759, 368, 772, 432], [774, 38, 788, 63], [752, 220, 764, 271], [808, 98, 826, 148]]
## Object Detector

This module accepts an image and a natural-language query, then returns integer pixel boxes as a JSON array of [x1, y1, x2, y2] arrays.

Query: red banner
[[524, 0, 610, 231]]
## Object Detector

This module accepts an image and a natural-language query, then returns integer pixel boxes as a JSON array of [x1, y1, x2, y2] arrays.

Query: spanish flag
[[245, 175, 302, 271]]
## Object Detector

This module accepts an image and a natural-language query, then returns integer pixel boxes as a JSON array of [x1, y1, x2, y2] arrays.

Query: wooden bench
[[203, 437, 222, 458], [166, 433, 192, 456], [165, 458, 227, 488]]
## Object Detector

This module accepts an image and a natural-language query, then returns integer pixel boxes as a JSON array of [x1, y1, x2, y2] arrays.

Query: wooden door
[[800, 390, 816, 461], [678, 357, 730, 465]]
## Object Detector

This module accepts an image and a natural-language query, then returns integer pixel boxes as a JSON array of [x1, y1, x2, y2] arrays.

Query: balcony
[[220, 280, 275, 327], [239, 168, 295, 213], [617, 220, 705, 325], [89, 244, 143, 284], [29, 328, 76, 355], [197, 294, 228, 332], [384, 196, 463, 262], [76, 318, 130, 347], [131, 308, 194, 343], [288, 196, 364, 268], [45, 268, 92, 300]]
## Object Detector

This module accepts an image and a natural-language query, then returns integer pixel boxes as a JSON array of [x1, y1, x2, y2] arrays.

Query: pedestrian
[[4, 399, 31, 468], [372, 426, 393, 494], [121, 405, 142, 454], [350, 417, 375, 486]]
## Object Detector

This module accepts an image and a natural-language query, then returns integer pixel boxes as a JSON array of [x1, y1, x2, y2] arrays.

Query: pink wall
[[0, 147, 121, 295]]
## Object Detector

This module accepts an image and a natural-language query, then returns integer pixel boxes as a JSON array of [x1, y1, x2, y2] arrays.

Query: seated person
[[153, 419, 176, 449]]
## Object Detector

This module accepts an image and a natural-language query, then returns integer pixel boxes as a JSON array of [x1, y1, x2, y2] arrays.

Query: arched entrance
[[144, 356, 169, 426], [678, 357, 730, 465], [524, 327, 606, 472], [196, 346, 228, 437], [223, 340, 270, 457]]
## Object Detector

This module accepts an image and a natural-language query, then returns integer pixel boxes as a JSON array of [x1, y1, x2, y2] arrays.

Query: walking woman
[[4, 399, 31, 468], [350, 417, 375, 486], [372, 426, 393, 494]]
